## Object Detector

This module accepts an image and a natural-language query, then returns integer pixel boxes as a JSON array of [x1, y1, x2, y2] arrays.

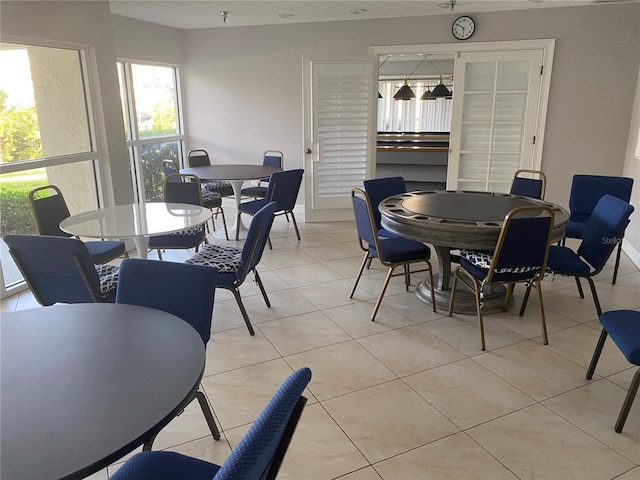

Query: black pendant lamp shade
[[421, 87, 435, 100], [394, 78, 415, 100], [428, 76, 451, 99]]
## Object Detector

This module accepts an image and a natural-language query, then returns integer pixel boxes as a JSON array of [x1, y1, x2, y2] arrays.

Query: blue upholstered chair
[[3, 234, 118, 305], [509, 169, 546, 200], [350, 187, 435, 321], [236, 169, 303, 244], [565, 175, 633, 284], [110, 367, 311, 480], [187, 202, 277, 335], [29, 184, 127, 264], [148, 173, 210, 260], [241, 150, 284, 199], [187, 149, 234, 198], [448, 205, 555, 351], [522, 194, 634, 318], [586, 310, 640, 433], [363, 176, 407, 239], [115, 258, 220, 448]]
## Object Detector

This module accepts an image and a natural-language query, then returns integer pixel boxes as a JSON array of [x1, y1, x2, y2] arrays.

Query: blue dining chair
[[187, 149, 234, 198], [448, 205, 555, 351], [3, 234, 119, 305], [509, 169, 546, 200], [241, 150, 284, 199], [522, 194, 634, 318], [115, 257, 221, 448], [236, 169, 304, 244], [149, 173, 211, 259], [350, 187, 435, 321], [586, 310, 640, 433], [187, 202, 277, 335], [363, 176, 407, 238], [565, 175, 633, 284], [110, 367, 312, 480], [29, 184, 127, 264]]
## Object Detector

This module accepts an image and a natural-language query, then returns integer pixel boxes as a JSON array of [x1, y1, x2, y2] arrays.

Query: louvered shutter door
[[447, 49, 543, 192]]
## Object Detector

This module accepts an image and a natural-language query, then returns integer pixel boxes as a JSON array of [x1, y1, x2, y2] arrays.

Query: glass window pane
[[139, 141, 179, 202], [459, 153, 489, 180], [495, 93, 527, 122], [0, 42, 92, 164], [465, 62, 495, 91], [461, 124, 491, 150], [492, 124, 524, 152], [462, 94, 494, 122], [131, 64, 178, 139], [117, 62, 130, 140], [497, 60, 531, 91]]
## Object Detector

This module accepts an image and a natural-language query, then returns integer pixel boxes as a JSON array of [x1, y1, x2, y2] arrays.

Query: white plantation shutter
[[305, 60, 376, 218], [448, 49, 544, 192]]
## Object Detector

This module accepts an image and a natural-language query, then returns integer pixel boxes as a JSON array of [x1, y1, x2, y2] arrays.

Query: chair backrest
[[29, 185, 72, 237], [187, 149, 211, 168], [164, 173, 203, 206], [213, 367, 312, 480], [578, 194, 635, 272], [363, 177, 407, 231], [509, 169, 546, 200], [239, 202, 278, 281], [569, 175, 633, 220], [115, 258, 218, 345], [263, 150, 284, 169], [485, 205, 555, 284], [351, 188, 379, 252], [162, 159, 180, 181], [265, 169, 304, 213], [3, 234, 105, 305]]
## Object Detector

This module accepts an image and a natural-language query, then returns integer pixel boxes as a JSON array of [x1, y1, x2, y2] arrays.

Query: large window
[[0, 41, 101, 294], [118, 62, 185, 202]]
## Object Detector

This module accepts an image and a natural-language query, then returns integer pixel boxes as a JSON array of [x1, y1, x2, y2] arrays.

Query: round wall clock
[[452, 15, 475, 40]]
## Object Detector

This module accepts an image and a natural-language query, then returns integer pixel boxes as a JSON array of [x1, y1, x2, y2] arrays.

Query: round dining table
[[380, 190, 569, 313], [0, 303, 205, 480], [60, 202, 212, 258], [181, 164, 282, 238]]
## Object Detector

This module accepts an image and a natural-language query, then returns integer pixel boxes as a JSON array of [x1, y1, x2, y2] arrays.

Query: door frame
[[370, 39, 555, 177]]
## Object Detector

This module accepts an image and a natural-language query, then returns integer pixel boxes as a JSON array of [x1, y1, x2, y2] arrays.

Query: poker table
[[380, 190, 569, 313]]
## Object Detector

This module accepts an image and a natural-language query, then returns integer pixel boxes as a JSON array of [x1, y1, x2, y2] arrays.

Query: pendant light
[[421, 85, 435, 100], [393, 56, 426, 101], [428, 75, 452, 99]]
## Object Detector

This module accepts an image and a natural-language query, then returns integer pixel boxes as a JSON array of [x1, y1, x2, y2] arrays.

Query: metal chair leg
[[612, 240, 622, 285], [586, 328, 608, 379], [350, 253, 370, 299], [535, 280, 548, 345], [615, 368, 640, 433], [254, 269, 271, 307], [370, 267, 394, 321], [230, 287, 255, 335], [195, 389, 221, 440]]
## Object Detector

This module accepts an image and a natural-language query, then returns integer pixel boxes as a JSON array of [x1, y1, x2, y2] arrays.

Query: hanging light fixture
[[428, 75, 452, 98], [421, 85, 435, 100], [393, 56, 426, 101]]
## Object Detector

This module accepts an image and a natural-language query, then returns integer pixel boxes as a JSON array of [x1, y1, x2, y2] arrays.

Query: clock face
[[452, 16, 475, 40]]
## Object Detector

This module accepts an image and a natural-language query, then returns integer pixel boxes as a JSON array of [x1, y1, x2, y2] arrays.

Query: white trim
[[623, 238, 640, 270]]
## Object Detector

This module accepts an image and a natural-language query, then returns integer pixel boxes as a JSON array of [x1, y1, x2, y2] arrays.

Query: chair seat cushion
[[85, 240, 126, 264], [110, 450, 220, 480], [203, 180, 233, 197], [460, 249, 540, 274], [238, 198, 268, 215], [565, 220, 586, 240], [546, 245, 591, 276], [241, 185, 268, 198], [600, 310, 640, 365], [201, 190, 221, 204], [373, 237, 430, 263], [95, 263, 119, 295], [186, 244, 242, 273]]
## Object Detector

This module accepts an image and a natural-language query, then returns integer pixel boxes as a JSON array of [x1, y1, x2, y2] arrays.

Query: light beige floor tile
[[474, 341, 590, 401], [374, 432, 519, 480], [323, 380, 459, 463], [324, 255, 385, 278], [489, 302, 579, 339], [169, 434, 232, 466], [259, 248, 319, 269], [296, 278, 375, 310], [543, 379, 640, 463], [541, 287, 619, 323], [422, 313, 527, 355], [274, 263, 343, 288], [338, 467, 384, 480], [615, 466, 640, 480], [608, 367, 640, 394], [150, 397, 217, 450], [205, 328, 281, 376], [380, 290, 444, 323], [405, 359, 535, 429], [592, 278, 640, 310], [257, 311, 351, 356], [275, 403, 370, 480], [211, 297, 254, 333], [323, 302, 415, 338], [286, 340, 397, 401], [201, 358, 296, 430], [237, 288, 318, 324], [304, 243, 362, 263], [357, 325, 465, 377], [467, 404, 635, 480]]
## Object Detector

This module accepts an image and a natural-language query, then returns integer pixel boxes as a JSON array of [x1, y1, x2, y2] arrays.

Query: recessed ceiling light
[[278, 13, 294, 18], [350, 9, 367, 14]]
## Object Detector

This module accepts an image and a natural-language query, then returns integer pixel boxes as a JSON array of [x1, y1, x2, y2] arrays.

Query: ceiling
[[108, 0, 630, 30]]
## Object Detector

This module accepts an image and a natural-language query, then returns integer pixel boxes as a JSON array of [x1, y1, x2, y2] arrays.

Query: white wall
[[622, 63, 640, 266]]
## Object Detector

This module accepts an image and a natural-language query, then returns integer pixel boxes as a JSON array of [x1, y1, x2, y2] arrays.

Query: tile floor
[[2, 212, 639, 480]]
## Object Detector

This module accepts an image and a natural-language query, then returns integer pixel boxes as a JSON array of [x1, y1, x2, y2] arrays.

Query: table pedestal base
[[415, 274, 509, 315]]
